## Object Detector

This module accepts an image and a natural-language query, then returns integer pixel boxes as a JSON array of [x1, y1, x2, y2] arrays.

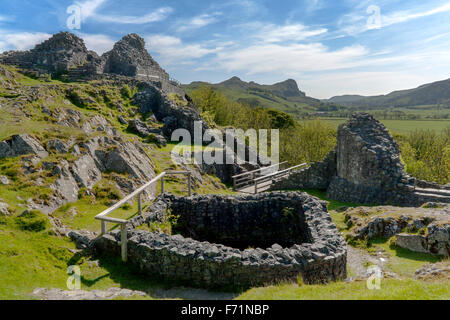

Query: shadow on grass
[[285, 189, 374, 211], [369, 238, 443, 264], [75, 251, 241, 300]]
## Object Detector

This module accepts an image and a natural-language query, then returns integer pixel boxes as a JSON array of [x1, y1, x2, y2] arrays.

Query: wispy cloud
[[80, 33, 115, 54], [95, 7, 173, 24], [145, 35, 219, 64], [75, 0, 172, 24], [339, 2, 450, 35], [177, 12, 221, 32], [256, 24, 327, 42], [0, 31, 51, 51]]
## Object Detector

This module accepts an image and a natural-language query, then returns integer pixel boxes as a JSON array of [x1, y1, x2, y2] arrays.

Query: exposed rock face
[[0, 134, 48, 158], [271, 113, 450, 206], [103, 34, 167, 80], [1, 32, 89, 73], [95, 192, 347, 288], [343, 204, 450, 256], [0, 32, 182, 94]]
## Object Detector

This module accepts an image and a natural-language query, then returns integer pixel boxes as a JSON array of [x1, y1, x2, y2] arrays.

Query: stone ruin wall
[[94, 192, 347, 289], [270, 113, 450, 206]]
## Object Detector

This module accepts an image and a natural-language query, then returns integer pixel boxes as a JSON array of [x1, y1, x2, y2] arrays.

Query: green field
[[315, 118, 450, 134]]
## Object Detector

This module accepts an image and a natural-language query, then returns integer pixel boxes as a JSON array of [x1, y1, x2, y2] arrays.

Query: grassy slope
[[316, 118, 450, 134], [0, 69, 236, 299], [183, 82, 316, 120], [237, 279, 449, 300]]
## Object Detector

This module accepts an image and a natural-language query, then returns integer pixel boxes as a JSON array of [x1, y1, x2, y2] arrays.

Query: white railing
[[95, 171, 192, 262], [232, 162, 288, 191]]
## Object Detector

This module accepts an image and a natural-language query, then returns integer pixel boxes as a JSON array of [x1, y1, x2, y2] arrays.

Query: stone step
[[414, 192, 450, 202], [415, 187, 450, 197]]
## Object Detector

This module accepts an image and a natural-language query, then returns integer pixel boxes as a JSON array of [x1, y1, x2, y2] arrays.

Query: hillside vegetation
[[184, 77, 320, 119], [190, 86, 450, 185]]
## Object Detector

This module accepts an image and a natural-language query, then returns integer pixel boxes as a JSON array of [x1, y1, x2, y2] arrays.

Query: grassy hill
[[325, 78, 450, 108], [183, 77, 320, 119]]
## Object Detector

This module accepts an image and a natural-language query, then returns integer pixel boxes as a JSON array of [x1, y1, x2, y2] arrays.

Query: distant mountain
[[325, 79, 450, 108], [183, 77, 320, 118]]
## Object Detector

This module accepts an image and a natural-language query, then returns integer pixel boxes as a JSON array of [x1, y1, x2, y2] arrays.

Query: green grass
[[367, 238, 445, 277], [236, 279, 449, 300], [317, 118, 450, 134]]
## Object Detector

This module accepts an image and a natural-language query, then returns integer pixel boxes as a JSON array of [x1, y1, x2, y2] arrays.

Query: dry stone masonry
[[271, 113, 450, 206], [95, 192, 347, 289]]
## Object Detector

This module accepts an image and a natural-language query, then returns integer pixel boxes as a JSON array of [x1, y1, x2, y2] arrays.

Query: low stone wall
[[94, 192, 347, 289], [270, 149, 336, 190]]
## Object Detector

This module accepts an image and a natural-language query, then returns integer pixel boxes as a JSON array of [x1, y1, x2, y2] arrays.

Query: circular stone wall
[[95, 192, 347, 289]]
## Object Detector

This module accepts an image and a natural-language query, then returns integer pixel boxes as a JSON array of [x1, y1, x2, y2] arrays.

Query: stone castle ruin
[[0, 32, 183, 95], [94, 192, 347, 288], [271, 113, 450, 206]]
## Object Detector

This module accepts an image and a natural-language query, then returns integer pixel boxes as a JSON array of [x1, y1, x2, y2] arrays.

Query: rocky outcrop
[[270, 113, 450, 206], [103, 34, 166, 80], [1, 32, 89, 73], [0, 32, 182, 94], [0, 134, 48, 158], [344, 204, 450, 256]]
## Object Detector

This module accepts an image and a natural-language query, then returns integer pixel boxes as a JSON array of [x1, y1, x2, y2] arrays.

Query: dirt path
[[346, 245, 399, 280]]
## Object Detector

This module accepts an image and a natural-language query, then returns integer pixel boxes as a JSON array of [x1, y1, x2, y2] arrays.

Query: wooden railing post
[[101, 221, 107, 235], [187, 173, 192, 196], [120, 223, 128, 262], [138, 192, 142, 215]]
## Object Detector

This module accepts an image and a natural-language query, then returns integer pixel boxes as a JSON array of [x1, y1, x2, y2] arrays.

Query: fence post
[[138, 192, 142, 215], [187, 173, 192, 196], [233, 176, 236, 191], [254, 180, 258, 194], [101, 221, 107, 235], [161, 176, 165, 195], [121, 223, 128, 262]]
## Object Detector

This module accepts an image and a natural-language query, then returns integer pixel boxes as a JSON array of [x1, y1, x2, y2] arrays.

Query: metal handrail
[[95, 171, 192, 262]]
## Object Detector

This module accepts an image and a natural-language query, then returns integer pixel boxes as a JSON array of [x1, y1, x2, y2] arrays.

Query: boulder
[[71, 154, 102, 189], [0, 202, 11, 216], [47, 139, 69, 154], [0, 175, 10, 185], [395, 234, 428, 253], [0, 134, 48, 158]]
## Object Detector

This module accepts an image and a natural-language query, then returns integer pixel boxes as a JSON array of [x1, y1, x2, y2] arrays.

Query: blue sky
[[0, 0, 449, 98]]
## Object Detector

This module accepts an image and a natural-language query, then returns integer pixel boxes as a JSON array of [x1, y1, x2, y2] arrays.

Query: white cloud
[[75, 0, 172, 24], [256, 24, 327, 42], [382, 3, 450, 26], [76, 0, 107, 21], [80, 33, 115, 54], [145, 35, 218, 64], [177, 13, 221, 32], [215, 42, 369, 75], [0, 31, 52, 51], [339, 2, 450, 35], [95, 7, 173, 24]]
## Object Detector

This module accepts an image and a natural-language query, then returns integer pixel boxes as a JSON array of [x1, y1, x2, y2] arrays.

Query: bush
[[15, 210, 50, 232]]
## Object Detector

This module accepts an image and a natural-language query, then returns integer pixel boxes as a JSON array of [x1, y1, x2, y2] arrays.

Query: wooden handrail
[[95, 171, 192, 262], [253, 163, 307, 183], [231, 162, 288, 179], [253, 163, 307, 194]]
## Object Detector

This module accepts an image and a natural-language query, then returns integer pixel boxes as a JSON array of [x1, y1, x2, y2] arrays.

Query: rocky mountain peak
[[33, 32, 87, 53], [119, 33, 146, 50]]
